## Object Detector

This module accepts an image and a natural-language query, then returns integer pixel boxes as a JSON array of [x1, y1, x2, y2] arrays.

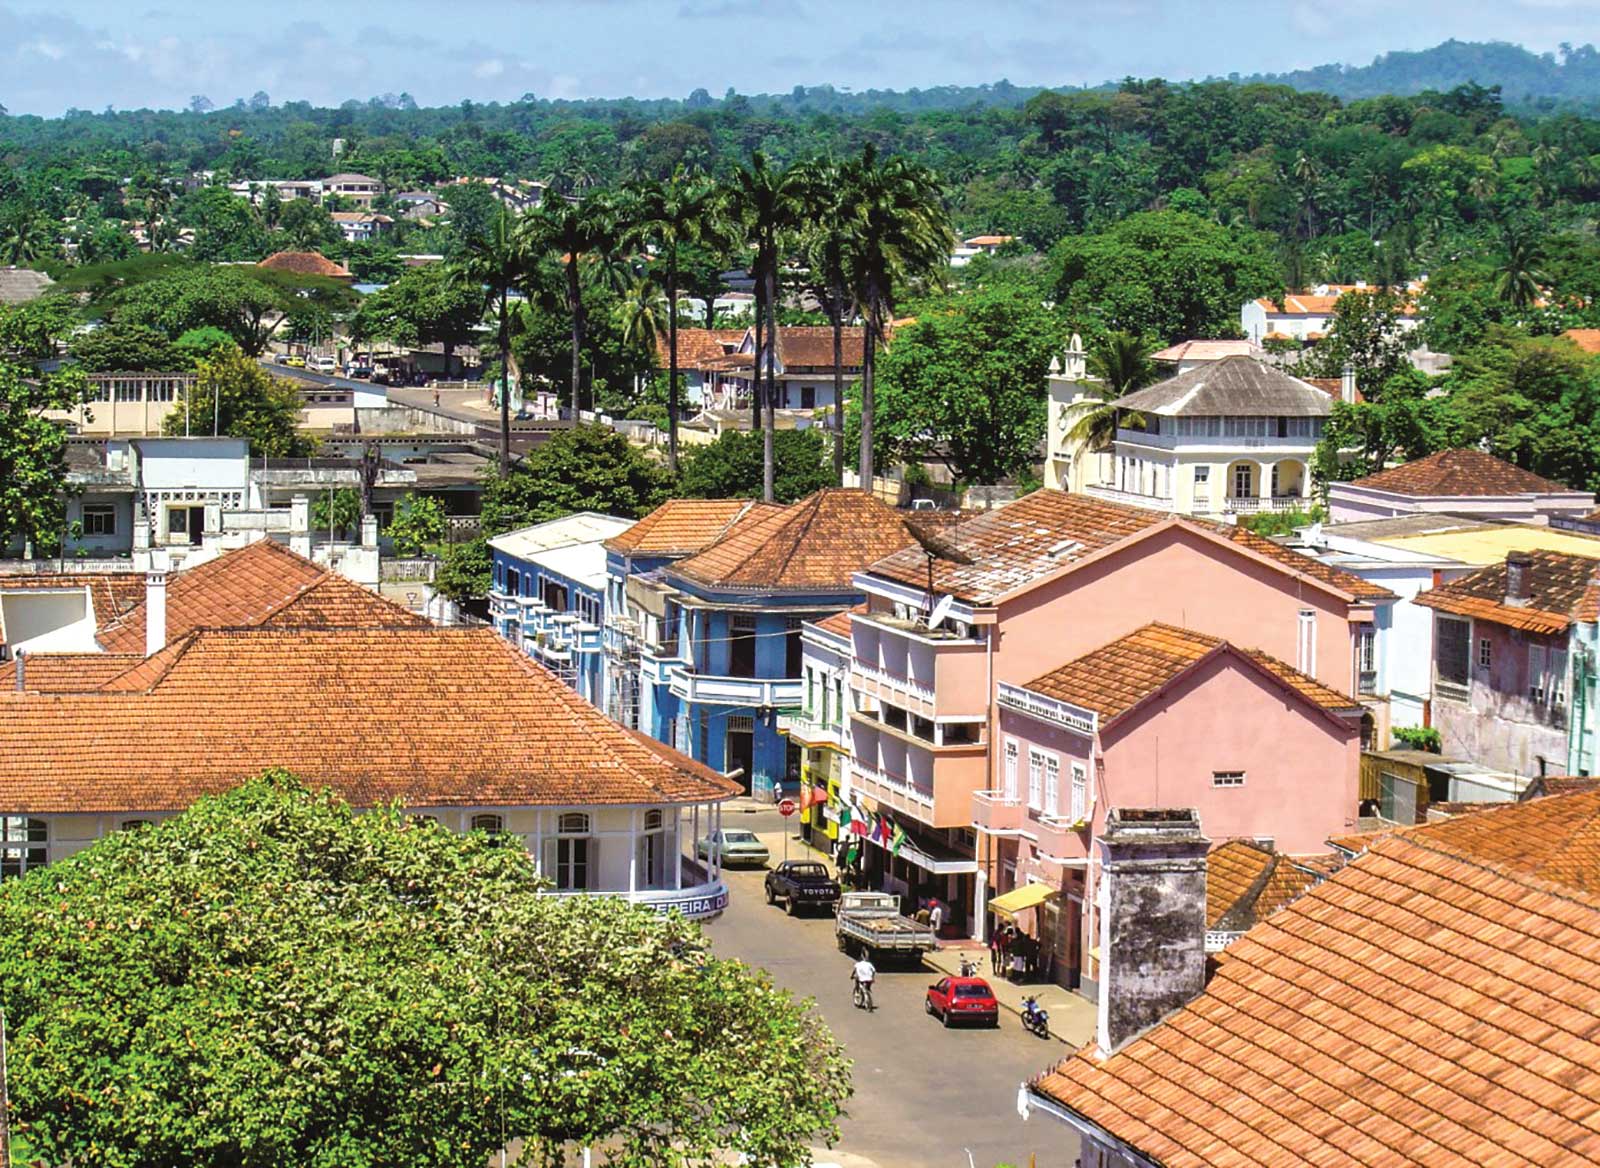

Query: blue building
[[606, 490, 920, 798], [488, 512, 636, 707]]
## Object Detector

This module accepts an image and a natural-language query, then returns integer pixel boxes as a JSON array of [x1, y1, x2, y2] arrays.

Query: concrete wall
[[1, 590, 98, 652], [1433, 619, 1571, 777]]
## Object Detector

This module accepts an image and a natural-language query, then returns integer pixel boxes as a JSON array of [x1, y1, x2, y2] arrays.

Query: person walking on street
[[929, 900, 944, 938], [989, 930, 1003, 975]]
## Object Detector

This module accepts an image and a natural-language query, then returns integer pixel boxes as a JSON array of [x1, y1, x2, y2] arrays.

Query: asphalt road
[[702, 810, 1079, 1168]]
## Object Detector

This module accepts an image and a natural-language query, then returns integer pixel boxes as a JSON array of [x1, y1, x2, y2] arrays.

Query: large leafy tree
[[352, 264, 483, 379], [163, 348, 312, 455], [869, 286, 1060, 484], [678, 427, 833, 504], [69, 322, 184, 372], [112, 264, 342, 357], [0, 303, 84, 554], [0, 773, 851, 1168], [1049, 210, 1281, 342], [1310, 368, 1457, 488], [481, 422, 671, 533], [838, 144, 952, 485], [1302, 288, 1413, 394]]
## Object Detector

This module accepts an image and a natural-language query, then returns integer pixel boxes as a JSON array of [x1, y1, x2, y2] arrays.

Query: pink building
[[988, 623, 1362, 995], [835, 490, 1391, 944]]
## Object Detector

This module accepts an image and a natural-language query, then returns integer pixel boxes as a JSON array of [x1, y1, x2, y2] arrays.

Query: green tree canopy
[[0, 304, 84, 553], [113, 264, 288, 356], [351, 264, 483, 364], [869, 286, 1062, 484], [69, 321, 184, 372], [0, 772, 850, 1167], [678, 427, 833, 503], [164, 348, 312, 455], [386, 492, 448, 555], [482, 423, 671, 534], [1049, 210, 1281, 342]]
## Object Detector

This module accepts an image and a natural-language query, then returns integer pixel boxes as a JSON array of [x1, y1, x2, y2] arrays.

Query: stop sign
[[777, 798, 798, 818]]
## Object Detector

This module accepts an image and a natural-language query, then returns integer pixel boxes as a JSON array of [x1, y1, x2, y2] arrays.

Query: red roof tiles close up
[[1350, 447, 1577, 497]]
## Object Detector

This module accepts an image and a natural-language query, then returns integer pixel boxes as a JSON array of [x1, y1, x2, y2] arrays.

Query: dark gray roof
[[0, 267, 54, 305], [1111, 355, 1333, 418]]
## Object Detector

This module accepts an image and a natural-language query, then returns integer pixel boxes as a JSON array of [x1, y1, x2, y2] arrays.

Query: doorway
[[725, 718, 754, 793]]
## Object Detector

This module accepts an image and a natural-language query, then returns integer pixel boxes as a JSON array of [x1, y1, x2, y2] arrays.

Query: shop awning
[[988, 882, 1055, 919]]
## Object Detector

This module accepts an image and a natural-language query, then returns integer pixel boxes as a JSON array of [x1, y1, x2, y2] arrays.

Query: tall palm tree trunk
[[567, 259, 583, 421], [762, 258, 777, 503], [750, 262, 764, 434], [858, 289, 881, 487], [830, 294, 844, 485], [497, 289, 511, 474], [666, 252, 680, 474]]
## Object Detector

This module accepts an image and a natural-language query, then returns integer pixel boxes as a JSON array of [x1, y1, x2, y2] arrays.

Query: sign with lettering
[[650, 888, 729, 919]]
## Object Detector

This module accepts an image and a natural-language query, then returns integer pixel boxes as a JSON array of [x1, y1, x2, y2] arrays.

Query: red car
[[924, 975, 1000, 1028]]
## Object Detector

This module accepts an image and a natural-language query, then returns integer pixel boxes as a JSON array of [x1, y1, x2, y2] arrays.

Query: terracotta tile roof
[[0, 653, 146, 692], [1254, 288, 1418, 317], [95, 541, 425, 654], [0, 627, 739, 814], [1112, 356, 1334, 418], [257, 250, 352, 278], [1530, 776, 1600, 799], [1021, 623, 1360, 725], [1415, 549, 1600, 634], [669, 490, 920, 593], [1406, 789, 1600, 895], [812, 607, 859, 638], [652, 328, 747, 370], [1149, 339, 1262, 363], [774, 326, 867, 370], [1032, 790, 1600, 1168], [1350, 447, 1577, 497], [603, 499, 758, 557], [1562, 328, 1600, 354], [868, 491, 1392, 606], [1206, 840, 1324, 930]]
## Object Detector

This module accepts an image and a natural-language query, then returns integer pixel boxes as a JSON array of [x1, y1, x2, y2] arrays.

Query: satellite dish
[[927, 593, 955, 630]]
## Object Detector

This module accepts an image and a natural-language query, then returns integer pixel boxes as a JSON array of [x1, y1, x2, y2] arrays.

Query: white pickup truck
[[834, 891, 937, 962]]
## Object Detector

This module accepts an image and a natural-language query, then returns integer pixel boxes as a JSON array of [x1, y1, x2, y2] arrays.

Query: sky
[[0, 0, 1596, 117]]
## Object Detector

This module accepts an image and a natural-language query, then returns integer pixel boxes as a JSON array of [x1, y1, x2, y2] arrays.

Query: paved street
[[702, 809, 1079, 1168]]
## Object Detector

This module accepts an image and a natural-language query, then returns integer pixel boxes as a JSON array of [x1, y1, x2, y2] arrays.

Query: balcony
[[1034, 811, 1091, 863], [572, 622, 602, 654], [1114, 428, 1319, 451], [667, 666, 803, 709], [971, 789, 1024, 834], [1084, 484, 1174, 512], [850, 759, 935, 820], [1358, 669, 1379, 696], [1224, 496, 1306, 514], [778, 710, 846, 750]]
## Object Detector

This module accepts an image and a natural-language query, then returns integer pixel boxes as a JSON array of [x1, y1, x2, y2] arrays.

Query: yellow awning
[[988, 882, 1055, 919]]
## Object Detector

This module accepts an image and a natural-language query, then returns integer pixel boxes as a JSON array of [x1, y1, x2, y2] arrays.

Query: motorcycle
[[1021, 995, 1050, 1038], [958, 956, 979, 977]]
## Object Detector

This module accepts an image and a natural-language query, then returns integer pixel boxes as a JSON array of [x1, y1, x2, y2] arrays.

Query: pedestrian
[[989, 929, 1003, 975], [433, 387, 441, 407], [929, 900, 944, 937], [997, 926, 1011, 976]]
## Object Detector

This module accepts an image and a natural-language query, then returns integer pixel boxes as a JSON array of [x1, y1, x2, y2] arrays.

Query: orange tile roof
[[95, 541, 425, 654], [867, 491, 1392, 605], [0, 627, 738, 814], [1415, 549, 1600, 634], [669, 489, 920, 592], [1020, 623, 1360, 725], [1207, 841, 1325, 930], [1032, 789, 1600, 1167], [652, 328, 747, 370], [1531, 776, 1600, 799], [774, 326, 867, 370], [603, 498, 758, 557], [1255, 288, 1418, 317], [258, 250, 351, 278], [0, 653, 145, 691], [811, 606, 859, 639], [1562, 328, 1600, 354], [1350, 447, 1577, 497]]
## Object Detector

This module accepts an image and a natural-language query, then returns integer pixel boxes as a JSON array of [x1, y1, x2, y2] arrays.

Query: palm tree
[[1060, 331, 1156, 452], [526, 192, 621, 423], [798, 158, 858, 485], [1292, 152, 1320, 240], [455, 206, 530, 473], [0, 213, 54, 265], [1495, 232, 1548, 311], [616, 276, 668, 365], [728, 154, 809, 502], [624, 170, 724, 473], [838, 145, 952, 486]]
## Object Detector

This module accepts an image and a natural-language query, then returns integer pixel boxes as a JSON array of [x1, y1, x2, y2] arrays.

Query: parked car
[[348, 360, 373, 379], [278, 353, 306, 368], [307, 354, 337, 374], [696, 828, 769, 868], [925, 976, 1000, 1028], [764, 860, 841, 916]]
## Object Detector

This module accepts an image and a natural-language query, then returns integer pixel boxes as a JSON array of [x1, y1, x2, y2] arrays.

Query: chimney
[[145, 548, 170, 658], [1094, 807, 1210, 1056], [289, 494, 312, 558], [1506, 551, 1533, 608], [360, 513, 379, 550], [1340, 363, 1357, 405], [14, 650, 24, 693]]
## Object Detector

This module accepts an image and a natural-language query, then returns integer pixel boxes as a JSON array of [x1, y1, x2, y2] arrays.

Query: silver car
[[696, 828, 770, 868]]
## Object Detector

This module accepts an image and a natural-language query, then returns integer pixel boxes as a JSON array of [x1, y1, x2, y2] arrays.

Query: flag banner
[[813, 785, 829, 807], [800, 784, 813, 810], [890, 824, 907, 856]]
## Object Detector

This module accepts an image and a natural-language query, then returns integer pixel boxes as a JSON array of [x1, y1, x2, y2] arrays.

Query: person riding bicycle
[[851, 956, 877, 1009]]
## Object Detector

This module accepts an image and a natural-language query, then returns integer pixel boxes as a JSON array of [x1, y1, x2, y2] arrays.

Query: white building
[[1240, 283, 1422, 346]]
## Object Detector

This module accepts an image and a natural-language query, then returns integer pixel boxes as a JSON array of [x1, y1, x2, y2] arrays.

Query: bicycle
[[852, 977, 875, 1012]]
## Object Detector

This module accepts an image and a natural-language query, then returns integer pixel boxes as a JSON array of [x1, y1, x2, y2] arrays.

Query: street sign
[[777, 798, 798, 818]]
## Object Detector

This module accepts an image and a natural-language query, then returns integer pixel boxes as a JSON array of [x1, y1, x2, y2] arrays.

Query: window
[[1478, 638, 1492, 669], [120, 819, 153, 831], [167, 507, 189, 536], [1070, 764, 1087, 822], [1379, 771, 1418, 824], [557, 812, 590, 835], [1193, 465, 1209, 485], [644, 809, 664, 831], [115, 379, 143, 402], [1530, 644, 1547, 704], [553, 837, 591, 890], [806, 668, 816, 717], [1551, 649, 1569, 707], [1357, 627, 1377, 695], [81, 504, 116, 536], [1297, 609, 1316, 675], [1436, 617, 1470, 693], [1212, 771, 1246, 788], [1531, 644, 1570, 708], [1233, 464, 1254, 498], [0, 817, 46, 879], [1043, 755, 1060, 817], [1027, 749, 1044, 810], [1003, 740, 1019, 800], [470, 813, 504, 833]]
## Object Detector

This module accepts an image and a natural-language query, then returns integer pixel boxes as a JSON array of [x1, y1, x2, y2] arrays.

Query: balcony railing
[[1115, 428, 1320, 451], [1084, 484, 1174, 512], [851, 658, 936, 703], [668, 667, 804, 709], [778, 710, 846, 749], [572, 623, 603, 654], [971, 789, 1024, 833], [1358, 669, 1378, 696], [851, 760, 935, 815], [1224, 496, 1305, 514]]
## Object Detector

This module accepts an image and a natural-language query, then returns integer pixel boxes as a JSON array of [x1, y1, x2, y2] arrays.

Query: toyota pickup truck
[[835, 890, 937, 963], [763, 860, 841, 916]]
